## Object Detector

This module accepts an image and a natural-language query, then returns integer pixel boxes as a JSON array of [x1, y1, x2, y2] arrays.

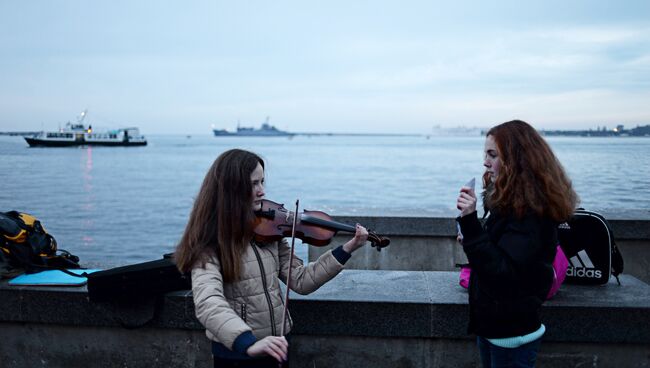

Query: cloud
[[1, 2, 650, 134], [531, 27, 645, 44]]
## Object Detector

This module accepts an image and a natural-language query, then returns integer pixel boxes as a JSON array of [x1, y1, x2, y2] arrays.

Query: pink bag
[[547, 245, 568, 299], [459, 265, 471, 289], [458, 245, 569, 300]]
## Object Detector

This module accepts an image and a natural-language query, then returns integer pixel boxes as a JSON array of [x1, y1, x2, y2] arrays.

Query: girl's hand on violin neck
[[246, 336, 288, 363], [457, 186, 477, 217], [342, 224, 369, 253]]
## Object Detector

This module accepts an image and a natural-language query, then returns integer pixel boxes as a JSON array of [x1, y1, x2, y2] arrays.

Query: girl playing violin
[[174, 148, 369, 368]]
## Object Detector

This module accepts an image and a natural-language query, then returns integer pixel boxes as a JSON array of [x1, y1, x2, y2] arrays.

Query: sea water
[[1, 134, 648, 267]]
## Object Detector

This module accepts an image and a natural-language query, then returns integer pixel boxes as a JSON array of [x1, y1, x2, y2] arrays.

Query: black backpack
[[558, 209, 624, 285], [0, 211, 81, 277]]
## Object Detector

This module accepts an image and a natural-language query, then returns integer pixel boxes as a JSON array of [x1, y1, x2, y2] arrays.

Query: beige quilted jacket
[[191, 239, 344, 350]]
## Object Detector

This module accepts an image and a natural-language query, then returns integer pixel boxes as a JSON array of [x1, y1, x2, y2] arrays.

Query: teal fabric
[[486, 324, 546, 348], [8, 269, 100, 286]]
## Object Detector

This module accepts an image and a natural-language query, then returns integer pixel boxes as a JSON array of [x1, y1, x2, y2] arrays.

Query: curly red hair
[[483, 120, 578, 221]]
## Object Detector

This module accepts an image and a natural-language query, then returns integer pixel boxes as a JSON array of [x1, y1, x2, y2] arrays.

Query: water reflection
[[80, 147, 94, 248]]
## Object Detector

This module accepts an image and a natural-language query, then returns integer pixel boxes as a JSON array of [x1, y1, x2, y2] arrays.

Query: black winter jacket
[[457, 210, 557, 338]]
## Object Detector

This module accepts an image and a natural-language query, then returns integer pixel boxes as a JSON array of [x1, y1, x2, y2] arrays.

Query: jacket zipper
[[251, 242, 277, 336], [240, 303, 247, 323]]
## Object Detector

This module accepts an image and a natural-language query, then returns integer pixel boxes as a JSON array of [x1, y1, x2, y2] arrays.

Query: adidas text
[[566, 267, 602, 279]]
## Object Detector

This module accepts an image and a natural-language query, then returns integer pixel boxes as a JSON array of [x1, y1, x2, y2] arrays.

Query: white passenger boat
[[24, 111, 147, 147]]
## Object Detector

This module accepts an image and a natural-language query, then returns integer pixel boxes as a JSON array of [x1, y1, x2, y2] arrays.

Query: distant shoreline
[[3, 128, 650, 138], [293, 132, 422, 137], [0, 131, 39, 136], [539, 124, 650, 137]]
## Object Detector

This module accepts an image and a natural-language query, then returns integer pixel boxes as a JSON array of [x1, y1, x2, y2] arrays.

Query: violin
[[253, 199, 390, 250]]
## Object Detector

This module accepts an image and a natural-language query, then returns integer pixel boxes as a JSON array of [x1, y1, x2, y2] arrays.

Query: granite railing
[[1, 211, 649, 367], [312, 209, 650, 284]]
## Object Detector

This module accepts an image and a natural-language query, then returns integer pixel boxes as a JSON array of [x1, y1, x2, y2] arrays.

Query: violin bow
[[280, 199, 299, 337]]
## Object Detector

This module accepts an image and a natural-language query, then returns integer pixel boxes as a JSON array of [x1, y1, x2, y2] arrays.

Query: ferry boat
[[213, 117, 294, 137], [24, 111, 147, 147]]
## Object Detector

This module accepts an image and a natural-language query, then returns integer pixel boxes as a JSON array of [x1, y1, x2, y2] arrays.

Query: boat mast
[[78, 109, 88, 124]]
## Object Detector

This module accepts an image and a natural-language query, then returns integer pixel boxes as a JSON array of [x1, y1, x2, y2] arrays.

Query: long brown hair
[[174, 149, 264, 282], [482, 120, 578, 221]]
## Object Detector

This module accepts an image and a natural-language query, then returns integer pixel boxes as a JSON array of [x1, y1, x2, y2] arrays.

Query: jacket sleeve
[[458, 211, 548, 283], [277, 239, 345, 295], [191, 255, 252, 350]]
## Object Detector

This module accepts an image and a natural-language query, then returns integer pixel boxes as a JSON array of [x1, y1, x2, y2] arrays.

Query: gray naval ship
[[213, 117, 294, 137]]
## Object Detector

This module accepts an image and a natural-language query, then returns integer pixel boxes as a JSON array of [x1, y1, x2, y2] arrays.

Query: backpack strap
[[611, 240, 624, 285], [24, 263, 88, 277], [8, 246, 86, 278]]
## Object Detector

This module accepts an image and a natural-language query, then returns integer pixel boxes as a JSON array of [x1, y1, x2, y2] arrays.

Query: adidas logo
[[566, 250, 602, 279], [558, 222, 571, 230]]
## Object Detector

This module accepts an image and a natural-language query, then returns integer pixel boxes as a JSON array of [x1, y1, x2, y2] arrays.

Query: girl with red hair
[[456, 120, 578, 367]]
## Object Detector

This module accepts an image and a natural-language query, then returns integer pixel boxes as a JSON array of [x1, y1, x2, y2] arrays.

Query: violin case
[[86, 253, 191, 302]]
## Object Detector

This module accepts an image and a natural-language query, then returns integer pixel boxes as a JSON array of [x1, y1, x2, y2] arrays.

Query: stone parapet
[[309, 211, 650, 284], [1, 271, 649, 367]]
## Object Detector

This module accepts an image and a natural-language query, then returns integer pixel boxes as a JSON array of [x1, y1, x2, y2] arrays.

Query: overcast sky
[[1, 1, 649, 134]]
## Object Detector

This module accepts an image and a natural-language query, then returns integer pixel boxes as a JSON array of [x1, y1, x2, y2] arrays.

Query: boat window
[[46, 132, 73, 138]]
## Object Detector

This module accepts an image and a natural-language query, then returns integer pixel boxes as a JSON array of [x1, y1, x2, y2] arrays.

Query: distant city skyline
[[1, 1, 650, 135]]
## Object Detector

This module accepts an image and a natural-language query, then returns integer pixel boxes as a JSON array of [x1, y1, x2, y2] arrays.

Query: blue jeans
[[477, 336, 542, 368]]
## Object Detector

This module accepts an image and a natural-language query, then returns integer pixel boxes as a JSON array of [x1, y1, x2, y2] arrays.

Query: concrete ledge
[[307, 212, 650, 285], [290, 271, 650, 343], [330, 208, 650, 240], [0, 283, 200, 330], [1, 271, 649, 367]]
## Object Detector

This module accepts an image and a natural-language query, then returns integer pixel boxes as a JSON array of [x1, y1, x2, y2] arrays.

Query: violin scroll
[[366, 230, 390, 251]]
